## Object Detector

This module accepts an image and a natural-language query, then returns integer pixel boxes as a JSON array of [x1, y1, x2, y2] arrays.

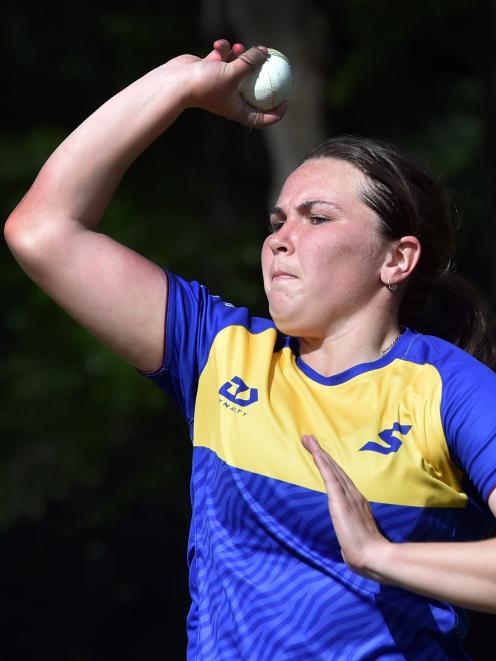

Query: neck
[[298, 319, 402, 378]]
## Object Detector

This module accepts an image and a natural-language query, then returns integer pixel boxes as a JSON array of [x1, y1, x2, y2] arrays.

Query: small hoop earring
[[387, 280, 399, 292]]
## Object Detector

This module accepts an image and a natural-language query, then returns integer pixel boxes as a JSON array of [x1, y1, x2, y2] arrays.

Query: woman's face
[[261, 158, 393, 338]]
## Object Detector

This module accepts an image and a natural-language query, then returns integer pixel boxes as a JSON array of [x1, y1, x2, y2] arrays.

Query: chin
[[269, 308, 304, 337]]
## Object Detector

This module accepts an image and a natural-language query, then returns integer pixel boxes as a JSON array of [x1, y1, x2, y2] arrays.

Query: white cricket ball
[[239, 48, 293, 111]]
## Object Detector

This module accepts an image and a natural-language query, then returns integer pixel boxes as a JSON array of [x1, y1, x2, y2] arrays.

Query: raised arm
[[4, 40, 284, 372]]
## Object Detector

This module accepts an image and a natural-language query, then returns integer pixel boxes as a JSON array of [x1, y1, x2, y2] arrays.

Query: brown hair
[[306, 135, 496, 369]]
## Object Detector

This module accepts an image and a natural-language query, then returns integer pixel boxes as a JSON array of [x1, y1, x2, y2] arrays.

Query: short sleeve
[[139, 271, 256, 428], [441, 346, 496, 502]]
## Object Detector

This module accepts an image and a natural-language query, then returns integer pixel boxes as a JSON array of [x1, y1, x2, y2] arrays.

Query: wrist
[[361, 539, 398, 584], [142, 59, 197, 115], [161, 64, 193, 112], [158, 55, 217, 112]]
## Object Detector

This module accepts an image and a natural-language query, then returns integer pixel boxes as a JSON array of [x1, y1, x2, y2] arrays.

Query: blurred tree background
[[2, 0, 495, 658]]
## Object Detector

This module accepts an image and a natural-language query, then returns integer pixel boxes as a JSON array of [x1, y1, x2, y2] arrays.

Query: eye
[[309, 215, 330, 225], [267, 220, 285, 233]]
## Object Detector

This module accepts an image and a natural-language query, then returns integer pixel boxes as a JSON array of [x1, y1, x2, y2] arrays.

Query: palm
[[301, 434, 389, 579]]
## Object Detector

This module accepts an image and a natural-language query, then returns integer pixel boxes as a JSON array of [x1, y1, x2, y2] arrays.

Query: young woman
[[5, 39, 496, 660]]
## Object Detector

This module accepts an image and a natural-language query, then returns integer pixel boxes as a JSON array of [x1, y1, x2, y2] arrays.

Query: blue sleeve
[[440, 345, 496, 502], [139, 271, 257, 429]]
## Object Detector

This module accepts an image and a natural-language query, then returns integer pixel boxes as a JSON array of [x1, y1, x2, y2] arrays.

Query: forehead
[[277, 158, 367, 206]]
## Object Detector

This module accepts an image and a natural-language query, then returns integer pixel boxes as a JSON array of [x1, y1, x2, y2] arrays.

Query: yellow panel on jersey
[[193, 325, 466, 509]]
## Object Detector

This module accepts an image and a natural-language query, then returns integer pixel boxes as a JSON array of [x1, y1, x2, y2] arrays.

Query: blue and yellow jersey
[[144, 272, 496, 660]]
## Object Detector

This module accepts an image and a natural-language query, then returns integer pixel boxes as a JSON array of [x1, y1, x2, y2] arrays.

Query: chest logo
[[359, 422, 412, 455], [219, 376, 259, 407]]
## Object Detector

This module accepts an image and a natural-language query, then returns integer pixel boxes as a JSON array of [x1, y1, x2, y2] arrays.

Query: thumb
[[228, 45, 268, 81]]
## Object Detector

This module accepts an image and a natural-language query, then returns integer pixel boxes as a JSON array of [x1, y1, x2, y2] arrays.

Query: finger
[[204, 38, 232, 62], [302, 434, 335, 474], [231, 42, 246, 57], [302, 435, 358, 508], [272, 100, 289, 117], [301, 435, 340, 492], [330, 458, 364, 505], [329, 463, 375, 524], [314, 446, 364, 509], [224, 42, 247, 64], [234, 95, 288, 130], [301, 434, 324, 463], [303, 435, 353, 493], [328, 456, 353, 492], [330, 461, 375, 523], [236, 105, 284, 129], [301, 434, 331, 472], [229, 45, 268, 81]]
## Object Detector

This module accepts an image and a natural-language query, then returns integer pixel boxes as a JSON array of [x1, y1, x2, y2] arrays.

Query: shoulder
[[403, 332, 496, 482], [398, 330, 496, 446], [400, 329, 496, 387], [167, 270, 276, 337]]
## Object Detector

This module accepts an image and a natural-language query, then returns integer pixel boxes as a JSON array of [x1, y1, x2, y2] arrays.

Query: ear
[[380, 236, 421, 288]]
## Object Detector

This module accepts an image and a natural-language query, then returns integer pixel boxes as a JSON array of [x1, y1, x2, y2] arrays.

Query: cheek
[[261, 237, 274, 263], [261, 240, 272, 285], [308, 237, 383, 289], [261, 237, 270, 258]]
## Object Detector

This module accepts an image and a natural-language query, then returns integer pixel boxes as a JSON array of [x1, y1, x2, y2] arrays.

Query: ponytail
[[400, 272, 496, 370]]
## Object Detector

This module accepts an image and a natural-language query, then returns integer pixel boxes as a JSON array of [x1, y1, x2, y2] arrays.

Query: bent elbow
[[4, 206, 70, 281], [4, 208, 44, 264]]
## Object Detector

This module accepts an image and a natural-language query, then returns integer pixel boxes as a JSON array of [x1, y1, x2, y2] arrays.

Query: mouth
[[272, 270, 297, 281]]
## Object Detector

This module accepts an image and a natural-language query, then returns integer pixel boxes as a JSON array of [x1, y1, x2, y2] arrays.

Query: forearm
[[369, 537, 496, 612], [302, 436, 496, 614], [5, 43, 277, 254]]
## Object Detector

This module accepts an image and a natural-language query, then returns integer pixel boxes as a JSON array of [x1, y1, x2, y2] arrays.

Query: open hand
[[301, 434, 390, 580]]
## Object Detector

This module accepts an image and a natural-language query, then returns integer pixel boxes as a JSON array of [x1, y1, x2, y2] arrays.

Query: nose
[[266, 219, 297, 255]]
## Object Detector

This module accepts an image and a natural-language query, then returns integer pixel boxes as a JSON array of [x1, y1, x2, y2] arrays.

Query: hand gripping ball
[[239, 48, 293, 111]]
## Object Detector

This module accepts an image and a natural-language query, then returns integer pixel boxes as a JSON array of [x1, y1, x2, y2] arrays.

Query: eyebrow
[[270, 199, 343, 216]]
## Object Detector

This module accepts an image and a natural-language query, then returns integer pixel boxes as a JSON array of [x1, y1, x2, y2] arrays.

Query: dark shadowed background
[[2, 1, 496, 658]]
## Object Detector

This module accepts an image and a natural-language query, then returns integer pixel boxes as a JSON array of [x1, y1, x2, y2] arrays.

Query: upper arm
[[5, 217, 167, 373], [441, 351, 496, 504]]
